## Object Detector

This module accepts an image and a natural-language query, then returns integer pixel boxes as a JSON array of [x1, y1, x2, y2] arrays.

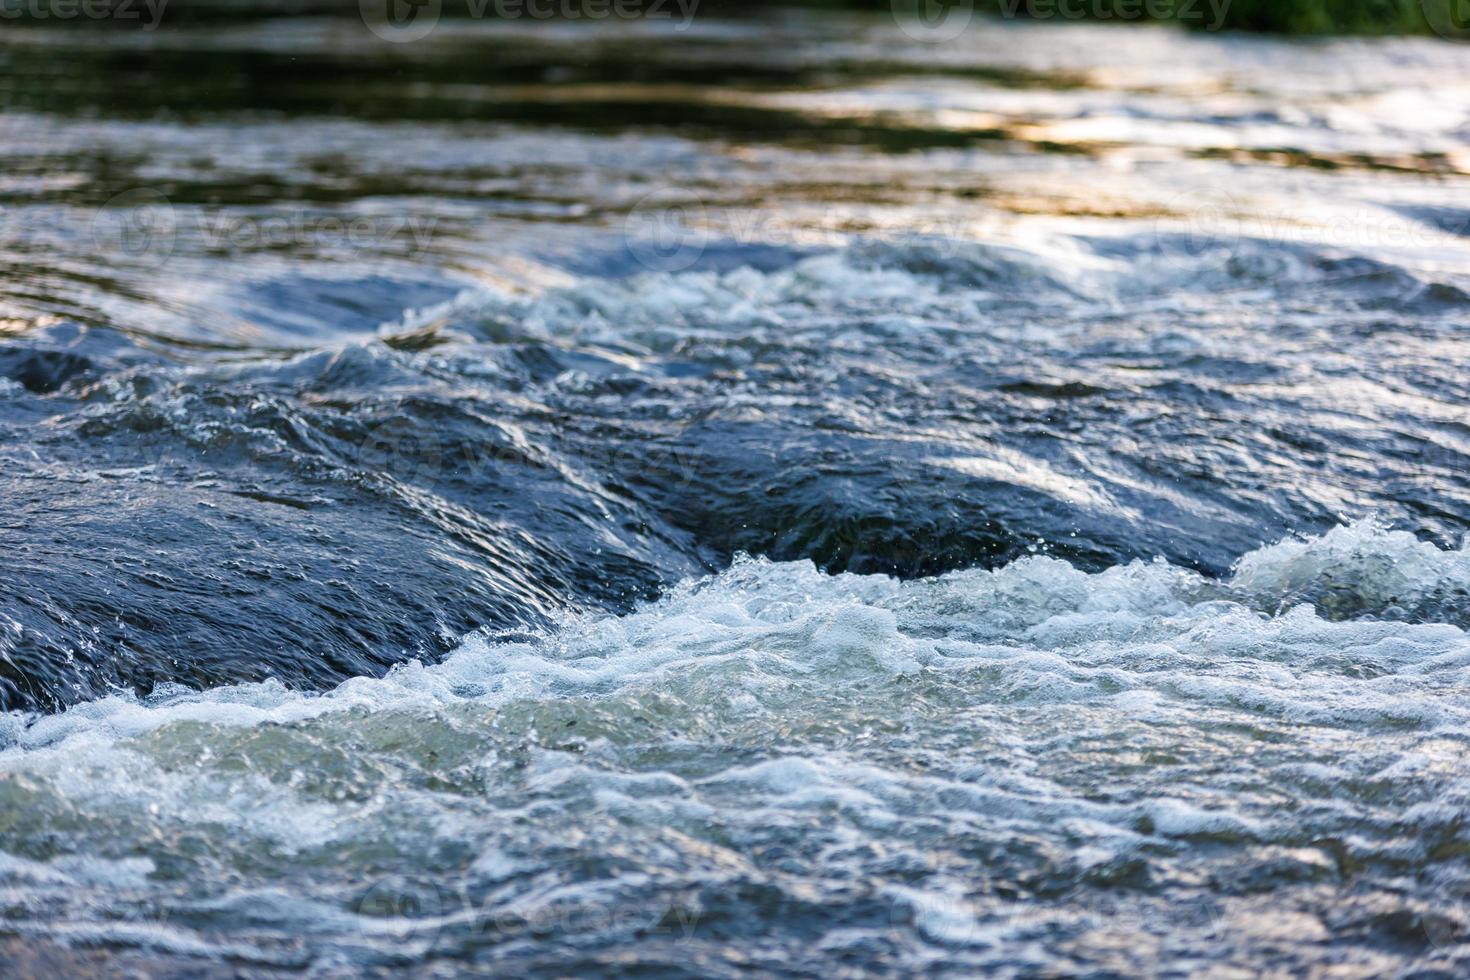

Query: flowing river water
[[1, 9, 1469, 976]]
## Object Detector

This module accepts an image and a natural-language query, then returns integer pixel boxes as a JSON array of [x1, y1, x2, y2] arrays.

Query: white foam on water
[[2, 521, 1469, 969]]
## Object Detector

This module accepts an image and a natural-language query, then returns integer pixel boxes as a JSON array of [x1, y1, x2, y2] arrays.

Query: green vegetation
[[776, 0, 1464, 36], [1165, 0, 1455, 34]]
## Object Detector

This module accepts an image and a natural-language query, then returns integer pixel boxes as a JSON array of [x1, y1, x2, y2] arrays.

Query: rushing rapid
[[2, 7, 1469, 976], [3, 523, 1470, 975]]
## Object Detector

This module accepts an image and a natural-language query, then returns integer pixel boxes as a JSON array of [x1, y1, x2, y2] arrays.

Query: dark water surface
[[2, 10, 1470, 977]]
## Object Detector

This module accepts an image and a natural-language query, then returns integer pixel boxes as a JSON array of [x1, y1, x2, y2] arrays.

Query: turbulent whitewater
[[3, 523, 1470, 975], [2, 8, 1470, 977]]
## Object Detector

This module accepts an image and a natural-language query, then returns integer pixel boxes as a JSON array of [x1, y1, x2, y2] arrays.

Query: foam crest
[[1229, 520, 1470, 621]]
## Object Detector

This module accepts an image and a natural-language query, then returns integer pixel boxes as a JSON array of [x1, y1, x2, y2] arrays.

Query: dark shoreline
[[0, 0, 1463, 36]]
